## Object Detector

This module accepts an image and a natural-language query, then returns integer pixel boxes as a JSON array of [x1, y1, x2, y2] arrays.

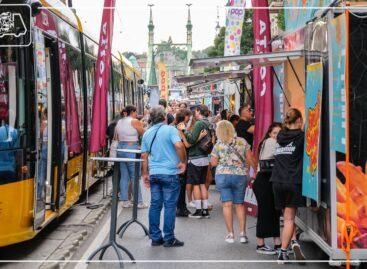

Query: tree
[[206, 10, 254, 58], [277, 9, 285, 31]]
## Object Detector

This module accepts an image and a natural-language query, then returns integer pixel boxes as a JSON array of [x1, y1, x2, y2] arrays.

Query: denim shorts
[[215, 174, 247, 204]]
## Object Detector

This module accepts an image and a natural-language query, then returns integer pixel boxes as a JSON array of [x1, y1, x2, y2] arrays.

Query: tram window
[[58, 18, 80, 49], [84, 37, 98, 59], [113, 69, 123, 114], [85, 56, 96, 135], [0, 48, 25, 184], [59, 43, 83, 158]]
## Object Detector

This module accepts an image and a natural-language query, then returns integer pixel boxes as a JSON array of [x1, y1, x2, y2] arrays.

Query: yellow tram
[[0, 0, 143, 247]]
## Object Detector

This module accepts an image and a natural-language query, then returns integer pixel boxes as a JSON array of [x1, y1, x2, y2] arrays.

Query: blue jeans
[[117, 142, 143, 203], [215, 174, 247, 204], [149, 174, 180, 242]]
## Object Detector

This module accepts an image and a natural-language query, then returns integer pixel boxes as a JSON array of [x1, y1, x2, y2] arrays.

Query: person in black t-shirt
[[236, 104, 255, 148], [270, 108, 306, 263], [159, 99, 174, 125]]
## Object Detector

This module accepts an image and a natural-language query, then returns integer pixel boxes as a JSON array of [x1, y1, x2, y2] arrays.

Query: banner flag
[[252, 0, 273, 152], [90, 0, 116, 153], [158, 62, 168, 100], [273, 64, 284, 122], [329, 14, 347, 153], [224, 0, 246, 57], [302, 62, 323, 203]]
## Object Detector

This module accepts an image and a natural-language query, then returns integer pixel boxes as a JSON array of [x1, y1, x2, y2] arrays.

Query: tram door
[[33, 32, 59, 229]]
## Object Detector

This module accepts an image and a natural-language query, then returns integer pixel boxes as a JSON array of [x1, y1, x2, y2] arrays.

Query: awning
[[174, 69, 250, 84], [189, 50, 322, 70]]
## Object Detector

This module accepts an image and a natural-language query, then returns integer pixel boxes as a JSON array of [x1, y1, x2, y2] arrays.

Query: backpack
[[198, 120, 215, 154]]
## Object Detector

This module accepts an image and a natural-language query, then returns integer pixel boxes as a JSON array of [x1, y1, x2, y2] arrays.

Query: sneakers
[[151, 238, 164, 246], [152, 238, 184, 247], [201, 209, 210, 219], [277, 249, 290, 264], [239, 232, 248, 244], [256, 245, 276, 255], [225, 233, 235, 243], [121, 201, 132, 208], [137, 202, 148, 209], [163, 238, 184, 247], [188, 209, 202, 219], [291, 240, 306, 262], [187, 201, 196, 208], [176, 208, 191, 217]]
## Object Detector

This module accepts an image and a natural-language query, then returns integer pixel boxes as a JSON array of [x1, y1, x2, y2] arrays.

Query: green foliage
[[277, 9, 285, 31]]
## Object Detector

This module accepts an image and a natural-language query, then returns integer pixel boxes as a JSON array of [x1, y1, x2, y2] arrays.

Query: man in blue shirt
[[141, 106, 187, 247]]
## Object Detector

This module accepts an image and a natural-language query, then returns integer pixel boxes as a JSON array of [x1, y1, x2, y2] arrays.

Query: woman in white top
[[252, 122, 282, 255], [115, 105, 146, 208]]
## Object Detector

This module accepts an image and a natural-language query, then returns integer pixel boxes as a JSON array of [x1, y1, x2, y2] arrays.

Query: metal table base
[[87, 157, 142, 268]]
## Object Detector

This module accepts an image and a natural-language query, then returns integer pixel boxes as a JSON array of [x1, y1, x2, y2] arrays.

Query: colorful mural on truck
[[330, 13, 367, 249], [302, 62, 322, 203], [284, 0, 334, 31]]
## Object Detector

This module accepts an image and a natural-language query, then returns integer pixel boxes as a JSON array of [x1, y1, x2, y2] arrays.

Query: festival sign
[[329, 14, 346, 154], [158, 62, 168, 100], [90, 0, 116, 153], [252, 0, 273, 152], [302, 62, 323, 203], [224, 0, 246, 56]]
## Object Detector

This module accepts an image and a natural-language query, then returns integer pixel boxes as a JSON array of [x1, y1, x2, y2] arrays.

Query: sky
[[74, 0, 231, 54]]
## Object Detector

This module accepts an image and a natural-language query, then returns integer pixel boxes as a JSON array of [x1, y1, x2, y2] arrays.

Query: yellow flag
[[157, 62, 168, 100]]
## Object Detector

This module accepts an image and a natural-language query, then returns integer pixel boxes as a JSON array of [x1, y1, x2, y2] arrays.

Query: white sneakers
[[224, 233, 248, 244], [240, 233, 249, 244], [138, 202, 148, 209], [121, 201, 133, 208], [187, 201, 196, 208], [225, 233, 235, 243]]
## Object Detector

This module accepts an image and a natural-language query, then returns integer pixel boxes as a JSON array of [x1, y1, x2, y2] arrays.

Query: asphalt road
[[69, 186, 331, 269]]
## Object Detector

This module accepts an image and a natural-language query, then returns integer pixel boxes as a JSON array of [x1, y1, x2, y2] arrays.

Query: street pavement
[[0, 180, 112, 269], [69, 185, 331, 269]]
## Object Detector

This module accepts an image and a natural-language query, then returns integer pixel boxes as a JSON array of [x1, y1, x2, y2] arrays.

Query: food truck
[[187, 1, 367, 265]]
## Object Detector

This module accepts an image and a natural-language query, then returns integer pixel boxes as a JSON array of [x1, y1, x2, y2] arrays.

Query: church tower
[[146, 4, 155, 83], [186, 4, 193, 75]]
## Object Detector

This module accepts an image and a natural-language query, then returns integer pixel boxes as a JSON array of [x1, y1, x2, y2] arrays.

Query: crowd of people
[[109, 99, 306, 262]]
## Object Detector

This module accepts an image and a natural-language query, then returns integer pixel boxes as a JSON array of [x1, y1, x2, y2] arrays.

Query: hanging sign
[[252, 0, 273, 152]]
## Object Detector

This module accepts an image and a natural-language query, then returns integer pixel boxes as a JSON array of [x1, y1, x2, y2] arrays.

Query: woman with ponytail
[[270, 108, 306, 263]]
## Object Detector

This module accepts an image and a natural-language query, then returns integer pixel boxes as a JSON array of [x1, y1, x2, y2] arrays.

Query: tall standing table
[[115, 149, 150, 238], [87, 157, 142, 268]]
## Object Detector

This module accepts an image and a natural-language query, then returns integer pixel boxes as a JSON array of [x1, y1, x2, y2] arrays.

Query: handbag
[[244, 178, 258, 217], [259, 159, 275, 172], [258, 139, 275, 173]]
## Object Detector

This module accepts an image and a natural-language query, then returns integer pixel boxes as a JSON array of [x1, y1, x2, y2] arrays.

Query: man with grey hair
[[141, 106, 187, 247]]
